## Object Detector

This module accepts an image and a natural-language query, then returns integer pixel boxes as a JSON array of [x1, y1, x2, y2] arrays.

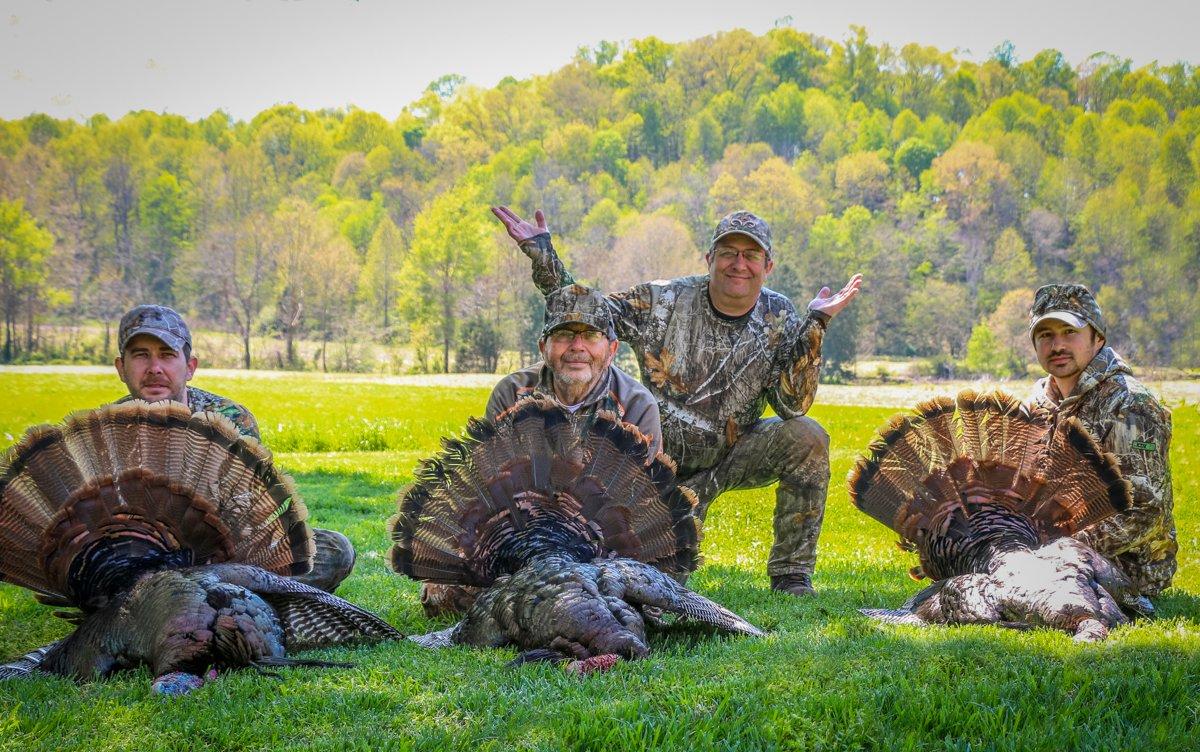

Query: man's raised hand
[[808, 273, 863, 319], [491, 206, 548, 243]]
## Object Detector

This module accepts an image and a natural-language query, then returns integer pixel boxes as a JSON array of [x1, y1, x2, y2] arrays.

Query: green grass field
[[0, 370, 1197, 751]]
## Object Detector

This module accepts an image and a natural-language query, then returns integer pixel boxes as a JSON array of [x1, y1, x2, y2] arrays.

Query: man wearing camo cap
[[491, 206, 862, 597], [485, 284, 661, 451], [420, 284, 662, 617], [1027, 284, 1176, 596], [112, 304, 356, 594]]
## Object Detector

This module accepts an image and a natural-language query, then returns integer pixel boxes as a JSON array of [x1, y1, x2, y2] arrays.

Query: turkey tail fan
[[955, 389, 1040, 472], [847, 396, 960, 534], [849, 389, 1132, 578], [390, 398, 700, 588], [1024, 417, 1131, 537], [0, 402, 313, 608]]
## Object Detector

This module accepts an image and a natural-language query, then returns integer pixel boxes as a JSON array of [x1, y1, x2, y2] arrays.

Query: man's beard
[[554, 365, 595, 386]]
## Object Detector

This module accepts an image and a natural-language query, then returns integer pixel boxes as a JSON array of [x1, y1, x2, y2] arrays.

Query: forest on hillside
[[1, 26, 1198, 376]]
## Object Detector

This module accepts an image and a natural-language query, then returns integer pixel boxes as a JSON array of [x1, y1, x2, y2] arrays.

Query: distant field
[[0, 369, 1197, 751]]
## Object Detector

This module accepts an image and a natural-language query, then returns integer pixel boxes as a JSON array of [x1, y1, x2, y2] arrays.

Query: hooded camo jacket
[[1028, 346, 1176, 594], [519, 233, 827, 476]]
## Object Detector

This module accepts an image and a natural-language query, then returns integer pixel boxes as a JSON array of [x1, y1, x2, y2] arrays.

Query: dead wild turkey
[[0, 401, 401, 694], [847, 389, 1151, 642], [389, 397, 763, 666]]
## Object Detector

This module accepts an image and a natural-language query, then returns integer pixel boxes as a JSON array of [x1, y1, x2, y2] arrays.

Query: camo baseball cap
[[118, 304, 192, 353], [710, 210, 772, 255], [541, 285, 617, 340], [1028, 284, 1107, 340]]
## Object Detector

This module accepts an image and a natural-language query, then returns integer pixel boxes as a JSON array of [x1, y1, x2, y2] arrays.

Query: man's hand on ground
[[491, 205, 548, 243], [808, 273, 863, 319]]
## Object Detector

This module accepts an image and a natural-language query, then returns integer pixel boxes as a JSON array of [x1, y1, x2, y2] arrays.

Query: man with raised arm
[[491, 206, 862, 596], [1027, 284, 1176, 596], [112, 304, 356, 594]]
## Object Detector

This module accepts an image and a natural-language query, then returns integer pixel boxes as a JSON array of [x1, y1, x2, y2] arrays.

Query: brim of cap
[[1030, 311, 1087, 331], [122, 326, 187, 352], [710, 230, 770, 253]]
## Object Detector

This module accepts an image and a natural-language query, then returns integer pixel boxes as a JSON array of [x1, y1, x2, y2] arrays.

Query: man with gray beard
[[418, 284, 662, 617]]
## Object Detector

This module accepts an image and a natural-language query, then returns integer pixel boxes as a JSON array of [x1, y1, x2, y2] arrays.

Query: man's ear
[[764, 256, 774, 276], [538, 339, 546, 358], [185, 355, 198, 380], [607, 339, 619, 358], [113, 356, 124, 378]]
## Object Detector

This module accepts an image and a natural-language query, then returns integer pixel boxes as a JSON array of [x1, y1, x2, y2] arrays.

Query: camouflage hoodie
[[1029, 346, 1176, 595], [520, 234, 827, 476]]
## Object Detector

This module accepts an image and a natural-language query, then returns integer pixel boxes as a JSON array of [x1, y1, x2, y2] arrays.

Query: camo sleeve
[[1075, 398, 1173, 555], [517, 232, 655, 344], [767, 310, 829, 419], [518, 233, 576, 295]]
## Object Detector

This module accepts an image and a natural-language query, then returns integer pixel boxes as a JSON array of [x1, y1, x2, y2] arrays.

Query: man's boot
[[770, 572, 816, 597]]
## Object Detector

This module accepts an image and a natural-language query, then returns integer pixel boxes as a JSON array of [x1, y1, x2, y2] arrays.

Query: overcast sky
[[3, 0, 1197, 122]]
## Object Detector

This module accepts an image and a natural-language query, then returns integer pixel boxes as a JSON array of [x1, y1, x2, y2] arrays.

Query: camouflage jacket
[[1028, 346, 1176, 595], [520, 233, 827, 475], [116, 385, 261, 441], [486, 362, 662, 456]]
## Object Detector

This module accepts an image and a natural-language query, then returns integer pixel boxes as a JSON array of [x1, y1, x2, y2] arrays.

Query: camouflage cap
[[118, 304, 192, 353], [710, 210, 772, 255], [1028, 284, 1107, 340], [541, 285, 617, 340]]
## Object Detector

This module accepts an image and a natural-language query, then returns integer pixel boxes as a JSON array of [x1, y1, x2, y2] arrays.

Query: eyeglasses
[[712, 246, 767, 265], [547, 328, 607, 344]]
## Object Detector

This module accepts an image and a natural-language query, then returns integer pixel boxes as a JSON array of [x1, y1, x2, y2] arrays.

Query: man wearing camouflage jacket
[[112, 304, 356, 594], [492, 206, 862, 596], [1027, 284, 1177, 596]]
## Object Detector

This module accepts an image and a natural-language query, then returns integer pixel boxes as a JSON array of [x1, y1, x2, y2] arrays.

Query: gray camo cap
[[118, 304, 192, 353], [710, 210, 772, 255], [542, 285, 617, 340]]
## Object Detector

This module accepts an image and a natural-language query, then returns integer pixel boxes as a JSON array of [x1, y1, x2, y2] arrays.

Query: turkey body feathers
[[390, 397, 701, 586], [0, 402, 313, 607], [0, 403, 401, 684], [445, 555, 763, 659], [394, 398, 762, 660], [36, 564, 402, 680], [848, 389, 1143, 640]]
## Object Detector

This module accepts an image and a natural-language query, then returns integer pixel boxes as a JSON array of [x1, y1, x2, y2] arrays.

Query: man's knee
[[779, 416, 829, 456], [777, 417, 830, 482]]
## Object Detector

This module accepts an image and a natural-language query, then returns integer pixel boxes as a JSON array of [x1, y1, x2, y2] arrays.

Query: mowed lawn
[[0, 370, 1197, 752]]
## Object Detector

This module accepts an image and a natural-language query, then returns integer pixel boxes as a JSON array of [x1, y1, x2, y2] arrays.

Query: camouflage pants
[[678, 416, 830, 578]]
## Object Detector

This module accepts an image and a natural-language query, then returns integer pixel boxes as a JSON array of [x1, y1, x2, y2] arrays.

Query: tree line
[[1, 25, 1198, 375]]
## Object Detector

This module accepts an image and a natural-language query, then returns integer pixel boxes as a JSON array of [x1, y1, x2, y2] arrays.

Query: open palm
[[491, 205, 548, 242], [808, 274, 863, 319]]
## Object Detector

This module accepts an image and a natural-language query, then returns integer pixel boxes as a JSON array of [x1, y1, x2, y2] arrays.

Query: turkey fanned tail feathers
[[848, 389, 1143, 641], [392, 398, 762, 660], [0, 402, 399, 685]]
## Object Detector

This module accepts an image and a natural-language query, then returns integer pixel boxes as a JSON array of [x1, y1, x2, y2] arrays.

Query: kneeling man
[[112, 304, 356, 593]]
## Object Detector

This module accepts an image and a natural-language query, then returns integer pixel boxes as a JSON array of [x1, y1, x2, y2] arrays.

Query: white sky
[[3, 0, 1198, 122]]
